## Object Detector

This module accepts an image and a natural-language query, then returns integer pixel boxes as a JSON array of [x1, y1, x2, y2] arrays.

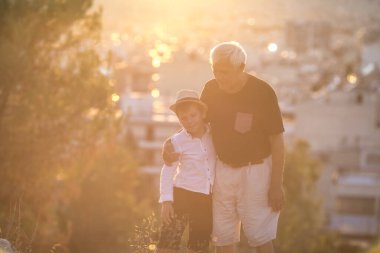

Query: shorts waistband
[[220, 159, 263, 168]]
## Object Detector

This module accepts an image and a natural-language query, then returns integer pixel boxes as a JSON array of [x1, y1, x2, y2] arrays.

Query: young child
[[156, 90, 216, 253]]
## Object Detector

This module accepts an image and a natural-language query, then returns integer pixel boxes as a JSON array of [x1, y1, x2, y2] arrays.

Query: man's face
[[176, 104, 206, 135], [212, 59, 244, 93]]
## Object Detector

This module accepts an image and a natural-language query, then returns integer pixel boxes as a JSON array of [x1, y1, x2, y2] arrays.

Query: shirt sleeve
[[263, 85, 284, 135], [200, 81, 213, 123], [159, 136, 181, 203], [159, 163, 178, 203]]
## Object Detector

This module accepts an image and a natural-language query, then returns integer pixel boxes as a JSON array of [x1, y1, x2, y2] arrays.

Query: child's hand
[[162, 139, 180, 166], [161, 201, 174, 224]]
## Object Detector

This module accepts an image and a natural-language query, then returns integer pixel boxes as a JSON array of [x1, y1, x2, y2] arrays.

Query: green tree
[[0, 1, 147, 252], [276, 140, 337, 253]]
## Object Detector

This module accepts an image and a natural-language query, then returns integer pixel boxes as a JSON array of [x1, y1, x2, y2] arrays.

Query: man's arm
[[162, 138, 180, 166], [268, 132, 285, 212]]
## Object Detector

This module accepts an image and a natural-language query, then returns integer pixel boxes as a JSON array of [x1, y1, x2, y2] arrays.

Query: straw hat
[[169, 89, 208, 113]]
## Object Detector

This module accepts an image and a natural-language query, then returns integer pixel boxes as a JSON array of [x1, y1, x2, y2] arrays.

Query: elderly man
[[164, 41, 285, 253]]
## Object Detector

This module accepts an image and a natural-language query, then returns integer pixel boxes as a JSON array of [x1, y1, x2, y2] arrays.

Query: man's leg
[[239, 158, 279, 253], [212, 161, 242, 251], [256, 241, 274, 253], [216, 244, 237, 253]]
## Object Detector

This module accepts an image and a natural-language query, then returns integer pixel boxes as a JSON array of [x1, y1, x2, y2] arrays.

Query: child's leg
[[157, 188, 188, 252], [156, 211, 187, 252], [187, 191, 212, 253]]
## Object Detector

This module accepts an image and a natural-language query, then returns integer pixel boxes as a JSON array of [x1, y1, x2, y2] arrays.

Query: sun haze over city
[[1, 0, 380, 253]]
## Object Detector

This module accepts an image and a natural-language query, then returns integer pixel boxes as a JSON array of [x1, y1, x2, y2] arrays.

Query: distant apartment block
[[330, 171, 380, 237], [295, 90, 380, 152], [360, 27, 380, 71], [285, 20, 332, 53], [294, 87, 380, 238], [121, 93, 180, 174]]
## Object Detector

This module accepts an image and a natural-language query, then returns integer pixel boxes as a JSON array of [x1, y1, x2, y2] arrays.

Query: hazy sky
[[92, 0, 380, 96], [95, 0, 380, 33]]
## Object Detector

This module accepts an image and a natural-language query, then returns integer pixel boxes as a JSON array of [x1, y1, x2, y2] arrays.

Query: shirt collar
[[183, 124, 210, 139]]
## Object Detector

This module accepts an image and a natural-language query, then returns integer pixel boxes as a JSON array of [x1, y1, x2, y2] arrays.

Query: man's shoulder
[[203, 79, 218, 90], [246, 74, 276, 94], [247, 74, 271, 88], [201, 79, 218, 102]]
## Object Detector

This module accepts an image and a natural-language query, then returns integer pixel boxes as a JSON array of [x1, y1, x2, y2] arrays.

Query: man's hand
[[162, 138, 180, 166], [161, 201, 175, 224], [268, 133, 285, 212], [268, 184, 285, 212]]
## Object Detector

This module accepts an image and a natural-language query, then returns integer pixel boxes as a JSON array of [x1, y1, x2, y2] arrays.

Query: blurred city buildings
[[285, 20, 332, 54]]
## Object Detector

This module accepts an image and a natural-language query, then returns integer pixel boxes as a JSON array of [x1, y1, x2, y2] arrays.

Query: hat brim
[[169, 99, 208, 113]]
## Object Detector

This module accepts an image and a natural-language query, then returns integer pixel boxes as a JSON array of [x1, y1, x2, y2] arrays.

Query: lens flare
[[152, 73, 160, 82], [151, 88, 160, 98], [111, 93, 120, 102], [152, 58, 161, 68], [267, 43, 278, 53], [347, 74, 357, 84]]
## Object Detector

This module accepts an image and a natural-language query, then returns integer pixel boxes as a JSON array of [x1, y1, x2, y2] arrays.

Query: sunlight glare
[[111, 32, 120, 41], [267, 43, 278, 53], [152, 58, 161, 68], [152, 73, 160, 82], [148, 244, 156, 251], [347, 74, 357, 84], [114, 110, 123, 119], [112, 93, 120, 102], [151, 88, 160, 98], [111, 32, 121, 46], [149, 49, 157, 58], [86, 107, 99, 120]]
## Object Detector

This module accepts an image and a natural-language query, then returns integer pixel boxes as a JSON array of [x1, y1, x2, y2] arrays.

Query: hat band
[[176, 97, 202, 103]]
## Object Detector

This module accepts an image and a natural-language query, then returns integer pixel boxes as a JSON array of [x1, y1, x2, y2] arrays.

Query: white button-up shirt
[[159, 127, 216, 203]]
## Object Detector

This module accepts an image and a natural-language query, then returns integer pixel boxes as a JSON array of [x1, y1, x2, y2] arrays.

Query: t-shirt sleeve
[[200, 82, 212, 123], [263, 85, 284, 135]]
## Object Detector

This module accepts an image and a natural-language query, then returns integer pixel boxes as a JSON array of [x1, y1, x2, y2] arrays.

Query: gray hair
[[0, 239, 14, 253], [209, 41, 247, 67]]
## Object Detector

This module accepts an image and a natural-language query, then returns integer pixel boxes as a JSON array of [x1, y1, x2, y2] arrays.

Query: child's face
[[176, 104, 206, 135]]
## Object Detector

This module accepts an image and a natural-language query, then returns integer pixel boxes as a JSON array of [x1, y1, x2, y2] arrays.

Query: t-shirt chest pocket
[[233, 99, 257, 134], [234, 112, 253, 134]]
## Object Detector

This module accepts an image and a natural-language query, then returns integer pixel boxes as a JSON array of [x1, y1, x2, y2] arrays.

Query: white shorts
[[212, 156, 280, 247]]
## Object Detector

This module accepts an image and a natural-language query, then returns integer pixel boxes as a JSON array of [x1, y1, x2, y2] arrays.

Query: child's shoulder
[[171, 128, 187, 142]]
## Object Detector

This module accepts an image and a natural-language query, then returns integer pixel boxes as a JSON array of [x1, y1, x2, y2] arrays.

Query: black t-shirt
[[200, 74, 284, 166]]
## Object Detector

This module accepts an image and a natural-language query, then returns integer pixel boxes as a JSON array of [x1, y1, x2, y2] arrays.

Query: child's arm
[[159, 164, 177, 203], [159, 163, 177, 224]]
